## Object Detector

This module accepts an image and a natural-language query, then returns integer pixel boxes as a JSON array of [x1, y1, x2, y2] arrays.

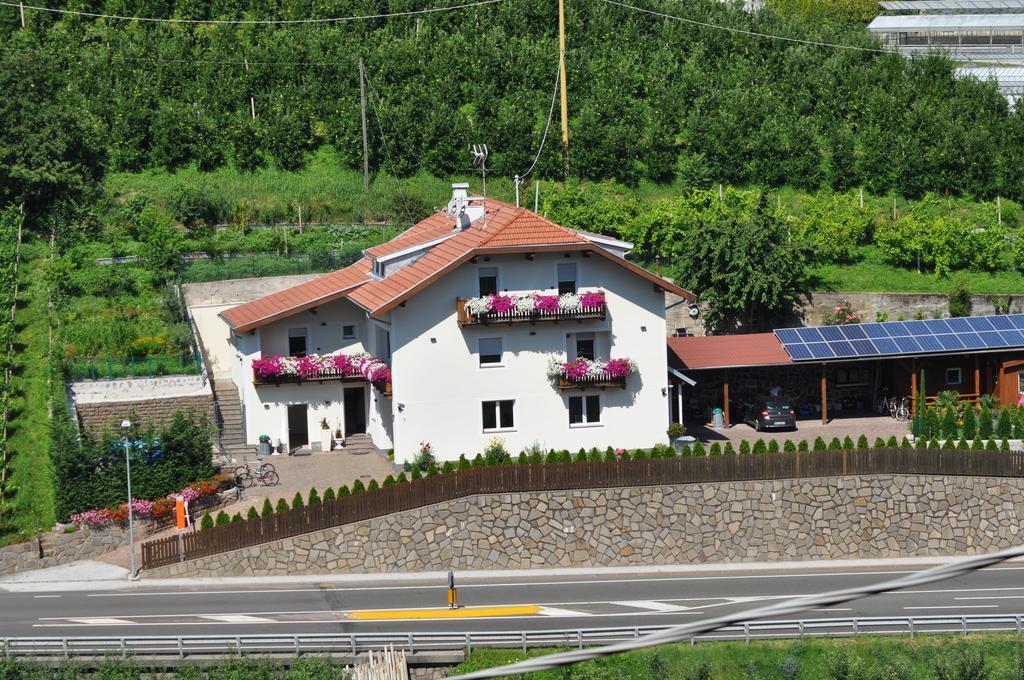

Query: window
[[478, 267, 499, 296], [342, 325, 356, 340], [1019, 372, 1024, 394], [569, 395, 601, 425], [574, 332, 595, 360], [946, 367, 962, 386], [557, 262, 578, 295], [287, 328, 308, 357], [479, 337, 503, 366], [482, 399, 515, 431]]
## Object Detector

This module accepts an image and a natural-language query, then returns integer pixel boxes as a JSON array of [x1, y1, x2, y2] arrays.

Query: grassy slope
[[5, 240, 55, 536], [452, 636, 1024, 679]]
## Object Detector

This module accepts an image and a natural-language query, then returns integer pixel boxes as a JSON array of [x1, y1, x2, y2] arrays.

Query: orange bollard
[[174, 495, 188, 529]]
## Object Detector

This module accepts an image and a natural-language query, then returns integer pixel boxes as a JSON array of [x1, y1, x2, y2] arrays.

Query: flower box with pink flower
[[252, 351, 392, 395], [456, 290, 607, 326], [545, 356, 637, 390]]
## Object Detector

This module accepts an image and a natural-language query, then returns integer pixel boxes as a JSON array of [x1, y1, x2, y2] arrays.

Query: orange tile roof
[[221, 198, 695, 331], [667, 334, 792, 370]]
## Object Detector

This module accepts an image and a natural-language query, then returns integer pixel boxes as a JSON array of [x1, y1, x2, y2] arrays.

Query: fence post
[[177, 637, 184, 659], [63, 638, 69, 659], [522, 631, 527, 653], [744, 622, 750, 645], [178, 533, 185, 563], [962, 616, 968, 637], [909, 618, 914, 638]]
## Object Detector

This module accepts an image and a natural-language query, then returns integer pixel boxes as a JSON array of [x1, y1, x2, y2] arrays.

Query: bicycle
[[234, 458, 279, 488], [887, 396, 911, 421]]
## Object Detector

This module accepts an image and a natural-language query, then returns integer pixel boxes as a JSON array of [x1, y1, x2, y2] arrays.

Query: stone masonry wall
[[76, 394, 213, 434], [0, 524, 143, 575], [146, 474, 1024, 577]]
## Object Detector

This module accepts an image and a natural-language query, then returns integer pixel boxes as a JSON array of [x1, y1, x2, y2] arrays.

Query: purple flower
[[252, 355, 285, 379], [579, 291, 605, 308], [489, 294, 516, 314], [294, 355, 323, 379], [534, 294, 560, 313]]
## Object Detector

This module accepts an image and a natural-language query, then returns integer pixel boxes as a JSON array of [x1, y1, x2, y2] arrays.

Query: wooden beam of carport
[[820, 363, 828, 426]]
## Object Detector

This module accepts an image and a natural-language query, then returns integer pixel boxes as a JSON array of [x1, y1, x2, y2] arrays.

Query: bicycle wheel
[[258, 462, 276, 474], [235, 471, 255, 489], [261, 470, 280, 486], [896, 406, 910, 421], [234, 465, 249, 478]]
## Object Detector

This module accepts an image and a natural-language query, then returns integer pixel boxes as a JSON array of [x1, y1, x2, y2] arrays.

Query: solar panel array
[[775, 314, 1024, 362]]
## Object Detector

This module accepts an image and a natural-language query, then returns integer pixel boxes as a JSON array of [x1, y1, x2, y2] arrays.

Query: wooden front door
[[344, 387, 366, 435], [287, 404, 308, 449]]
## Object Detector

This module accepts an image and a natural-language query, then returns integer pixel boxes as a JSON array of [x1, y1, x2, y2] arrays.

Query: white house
[[220, 185, 694, 463]]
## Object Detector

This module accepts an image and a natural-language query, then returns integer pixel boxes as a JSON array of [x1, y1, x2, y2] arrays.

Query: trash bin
[[712, 408, 725, 430], [258, 436, 272, 457], [673, 436, 696, 454]]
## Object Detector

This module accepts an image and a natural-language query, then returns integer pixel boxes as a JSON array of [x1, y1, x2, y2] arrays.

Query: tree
[[200, 512, 214, 529], [308, 487, 320, 506], [291, 492, 304, 510], [215, 510, 230, 526], [997, 408, 1013, 439], [261, 498, 274, 518], [246, 506, 258, 520], [961, 408, 977, 440], [679, 194, 808, 331], [979, 405, 994, 439], [276, 497, 290, 513]]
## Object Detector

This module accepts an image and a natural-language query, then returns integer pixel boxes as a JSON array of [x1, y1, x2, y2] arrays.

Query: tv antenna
[[471, 144, 489, 224]]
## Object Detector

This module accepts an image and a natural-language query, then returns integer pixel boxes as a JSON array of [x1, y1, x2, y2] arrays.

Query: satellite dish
[[688, 303, 700, 319]]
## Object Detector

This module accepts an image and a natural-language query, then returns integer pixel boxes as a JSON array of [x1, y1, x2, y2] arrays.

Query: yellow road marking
[[348, 605, 542, 620]]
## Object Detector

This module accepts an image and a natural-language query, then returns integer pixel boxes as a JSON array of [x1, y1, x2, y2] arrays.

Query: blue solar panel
[[860, 323, 890, 339], [850, 339, 879, 355], [1009, 314, 1024, 330], [776, 328, 802, 344], [988, 315, 1015, 331], [819, 326, 845, 342], [873, 338, 899, 354], [806, 342, 835, 359], [829, 341, 856, 357], [977, 332, 1005, 348], [924, 318, 953, 334], [885, 322, 912, 337], [916, 335, 943, 352], [893, 337, 921, 353], [946, 317, 973, 333], [795, 327, 824, 343], [1000, 330, 1024, 345], [839, 325, 867, 340], [966, 317, 995, 332], [786, 344, 813, 360], [936, 334, 964, 350], [959, 332, 985, 349], [904, 320, 930, 335]]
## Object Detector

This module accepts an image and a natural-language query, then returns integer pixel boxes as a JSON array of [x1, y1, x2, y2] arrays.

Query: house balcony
[[456, 290, 607, 326], [558, 373, 627, 390], [251, 353, 392, 397], [548, 357, 636, 391]]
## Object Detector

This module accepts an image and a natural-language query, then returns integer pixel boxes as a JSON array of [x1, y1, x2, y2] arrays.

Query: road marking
[[611, 600, 689, 612], [904, 605, 1000, 610], [348, 605, 541, 620], [33, 595, 60, 599], [200, 614, 276, 623], [814, 608, 852, 612], [539, 607, 593, 617], [67, 618, 134, 625], [956, 596, 1024, 601]]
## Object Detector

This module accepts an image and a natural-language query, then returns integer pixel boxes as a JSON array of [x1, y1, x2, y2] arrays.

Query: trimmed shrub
[[752, 439, 767, 454], [783, 440, 796, 452], [396, 473, 408, 484], [291, 493, 304, 510], [956, 439, 969, 450], [986, 438, 999, 451], [739, 440, 751, 455], [322, 487, 336, 503], [1001, 439, 1011, 452], [545, 449, 560, 464], [828, 437, 842, 450], [518, 453, 530, 465], [337, 484, 351, 497], [873, 437, 886, 449], [767, 439, 779, 454], [382, 475, 395, 488], [940, 408, 958, 440], [842, 435, 854, 450], [724, 442, 736, 456], [443, 461, 456, 473], [471, 454, 486, 467], [231, 513, 243, 523], [215, 510, 230, 526], [691, 441, 707, 457], [997, 408, 1013, 439], [246, 506, 259, 520], [426, 462, 439, 477], [709, 442, 722, 456], [588, 448, 603, 462], [797, 440, 809, 452], [960, 408, 977, 440], [605, 448, 617, 462], [971, 437, 985, 450], [979, 405, 994, 439], [261, 498, 274, 518], [1014, 409, 1024, 438], [352, 480, 366, 493], [901, 436, 912, 448], [917, 438, 928, 449], [928, 437, 940, 449], [813, 436, 827, 451], [856, 434, 869, 449], [941, 438, 955, 451], [886, 435, 899, 448], [368, 479, 379, 491], [458, 454, 471, 470], [276, 497, 290, 513], [529, 450, 544, 465], [308, 488, 321, 506], [619, 449, 632, 461], [200, 512, 214, 529], [411, 466, 422, 480]]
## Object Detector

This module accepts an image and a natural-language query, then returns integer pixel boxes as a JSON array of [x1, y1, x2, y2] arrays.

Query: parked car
[[742, 398, 796, 431]]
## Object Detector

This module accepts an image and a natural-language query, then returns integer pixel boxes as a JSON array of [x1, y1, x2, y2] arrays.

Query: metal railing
[[1, 615, 1022, 662]]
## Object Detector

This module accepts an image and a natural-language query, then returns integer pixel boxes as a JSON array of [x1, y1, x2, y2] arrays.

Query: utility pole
[[243, 55, 256, 120], [19, 1, 25, 28], [558, 0, 569, 179], [359, 58, 370, 193]]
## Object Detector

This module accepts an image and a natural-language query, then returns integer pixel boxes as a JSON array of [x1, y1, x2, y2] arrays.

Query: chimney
[[451, 183, 469, 202]]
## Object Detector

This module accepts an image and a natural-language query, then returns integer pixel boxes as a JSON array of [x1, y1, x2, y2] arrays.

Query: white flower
[[558, 293, 581, 310], [545, 355, 565, 379], [515, 295, 536, 313], [465, 296, 492, 315]]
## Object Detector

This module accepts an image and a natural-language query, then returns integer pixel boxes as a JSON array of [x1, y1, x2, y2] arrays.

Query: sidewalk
[[3, 554, 1019, 593]]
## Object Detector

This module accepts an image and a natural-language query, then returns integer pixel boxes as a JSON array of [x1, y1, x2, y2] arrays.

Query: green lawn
[[4, 240, 56, 538], [810, 246, 1024, 295], [453, 635, 1024, 679]]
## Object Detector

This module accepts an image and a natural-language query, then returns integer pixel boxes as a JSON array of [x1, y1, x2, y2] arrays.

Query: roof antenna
[[471, 144, 489, 224]]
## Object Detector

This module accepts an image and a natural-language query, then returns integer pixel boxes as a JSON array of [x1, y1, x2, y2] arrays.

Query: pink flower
[[252, 355, 285, 379], [332, 354, 355, 374], [605, 358, 634, 378], [535, 294, 560, 313], [564, 358, 592, 380], [489, 294, 516, 314], [579, 291, 605, 308], [294, 355, 323, 379]]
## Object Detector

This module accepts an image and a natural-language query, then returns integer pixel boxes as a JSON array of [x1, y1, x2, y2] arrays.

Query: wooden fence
[[140, 448, 1024, 570]]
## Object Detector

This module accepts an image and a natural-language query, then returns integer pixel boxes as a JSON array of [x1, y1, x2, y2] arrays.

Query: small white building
[[220, 186, 694, 463]]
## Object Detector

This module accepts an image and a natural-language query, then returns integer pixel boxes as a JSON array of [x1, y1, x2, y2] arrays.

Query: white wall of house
[[388, 252, 669, 463]]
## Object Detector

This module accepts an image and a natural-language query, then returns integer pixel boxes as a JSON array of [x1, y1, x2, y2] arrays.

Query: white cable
[[599, 0, 886, 53], [519, 61, 560, 180], [0, 0, 503, 24], [448, 543, 1024, 679]]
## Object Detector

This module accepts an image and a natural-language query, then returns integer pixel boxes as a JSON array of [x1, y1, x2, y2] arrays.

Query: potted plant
[[333, 427, 344, 450], [320, 418, 332, 453]]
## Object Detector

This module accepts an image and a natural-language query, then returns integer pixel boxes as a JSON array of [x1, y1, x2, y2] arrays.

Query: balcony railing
[[251, 353, 392, 397], [558, 373, 627, 390], [456, 293, 607, 326]]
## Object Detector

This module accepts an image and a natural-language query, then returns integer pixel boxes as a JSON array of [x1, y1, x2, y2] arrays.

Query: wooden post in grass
[[359, 58, 370, 193]]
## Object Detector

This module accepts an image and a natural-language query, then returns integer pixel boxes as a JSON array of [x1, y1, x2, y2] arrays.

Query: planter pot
[[320, 432, 332, 453]]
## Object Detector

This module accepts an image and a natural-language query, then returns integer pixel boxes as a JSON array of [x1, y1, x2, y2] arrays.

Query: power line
[[448, 542, 1024, 679], [599, 0, 886, 53], [0, 0, 504, 25], [519, 60, 560, 180]]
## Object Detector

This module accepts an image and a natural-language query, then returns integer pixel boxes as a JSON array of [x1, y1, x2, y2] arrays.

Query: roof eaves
[[222, 282, 368, 333]]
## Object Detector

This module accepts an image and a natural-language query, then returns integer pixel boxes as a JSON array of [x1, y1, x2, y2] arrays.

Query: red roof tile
[[667, 334, 791, 370]]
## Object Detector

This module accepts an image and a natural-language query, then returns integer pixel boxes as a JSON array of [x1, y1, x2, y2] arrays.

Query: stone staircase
[[343, 433, 385, 456], [210, 378, 256, 462]]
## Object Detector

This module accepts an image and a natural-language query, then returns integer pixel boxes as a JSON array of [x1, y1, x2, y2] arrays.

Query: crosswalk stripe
[[611, 600, 689, 612], [200, 614, 276, 623], [539, 607, 593, 617], [67, 618, 134, 625]]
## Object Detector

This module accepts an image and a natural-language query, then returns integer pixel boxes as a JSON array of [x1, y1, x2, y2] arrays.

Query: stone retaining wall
[[0, 525, 142, 575], [145, 474, 1024, 578], [76, 394, 214, 434]]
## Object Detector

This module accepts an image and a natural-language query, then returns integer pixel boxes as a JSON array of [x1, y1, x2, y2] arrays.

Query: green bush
[[828, 437, 842, 450], [948, 278, 973, 317], [956, 439, 969, 450], [798, 440, 809, 452], [307, 488, 320, 506], [691, 441, 706, 457], [322, 487, 336, 503], [529, 450, 544, 464], [724, 443, 736, 456], [246, 506, 259, 520], [352, 480, 365, 493], [813, 436, 827, 451], [979, 405, 994, 439], [395, 473, 408, 484], [426, 461, 439, 476], [929, 437, 940, 449], [783, 440, 796, 452], [842, 435, 854, 450], [986, 439, 999, 451], [709, 443, 722, 456], [767, 439, 779, 454], [886, 435, 899, 448], [1014, 410, 1024, 438], [337, 484, 350, 497], [856, 434, 869, 449], [291, 492, 304, 510], [901, 436, 912, 448], [961, 408, 977, 440], [874, 437, 886, 448], [940, 408, 958, 440], [458, 454, 471, 470], [442, 461, 456, 473], [739, 440, 751, 455], [367, 479, 379, 491], [231, 512, 243, 523], [261, 498, 274, 518], [941, 438, 956, 451], [752, 439, 767, 454], [971, 437, 985, 450], [200, 512, 214, 529], [411, 466, 422, 480], [215, 510, 230, 526], [471, 454, 486, 467], [383, 475, 395, 488], [997, 408, 1013, 439], [1001, 439, 1011, 452], [518, 453, 530, 465], [275, 497, 290, 513]]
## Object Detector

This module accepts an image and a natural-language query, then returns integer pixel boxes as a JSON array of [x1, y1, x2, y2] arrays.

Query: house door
[[343, 387, 367, 435], [287, 404, 309, 449]]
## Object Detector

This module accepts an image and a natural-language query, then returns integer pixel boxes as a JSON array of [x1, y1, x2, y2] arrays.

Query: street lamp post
[[121, 419, 136, 578]]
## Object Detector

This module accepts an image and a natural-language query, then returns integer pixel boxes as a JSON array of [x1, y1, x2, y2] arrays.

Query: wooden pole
[[19, 1, 25, 27], [358, 58, 370, 193], [911, 367, 918, 414], [723, 377, 730, 428], [820, 364, 828, 425], [557, 0, 570, 179], [244, 55, 255, 120], [974, 356, 981, 398]]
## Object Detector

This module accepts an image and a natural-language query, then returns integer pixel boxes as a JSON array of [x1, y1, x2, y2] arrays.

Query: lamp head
[[120, 419, 132, 430]]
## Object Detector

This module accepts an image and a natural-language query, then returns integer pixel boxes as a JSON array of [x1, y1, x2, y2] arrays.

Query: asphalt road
[[2, 564, 1024, 638]]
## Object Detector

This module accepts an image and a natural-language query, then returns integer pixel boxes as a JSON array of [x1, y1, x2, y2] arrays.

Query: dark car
[[742, 398, 796, 431]]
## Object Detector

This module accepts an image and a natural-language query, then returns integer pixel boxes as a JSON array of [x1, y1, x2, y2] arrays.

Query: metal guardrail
[[2, 615, 1023, 661]]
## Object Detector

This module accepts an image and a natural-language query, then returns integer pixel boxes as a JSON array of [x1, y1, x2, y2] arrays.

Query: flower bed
[[69, 478, 222, 529], [546, 356, 637, 389], [252, 351, 391, 387], [459, 290, 606, 325]]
